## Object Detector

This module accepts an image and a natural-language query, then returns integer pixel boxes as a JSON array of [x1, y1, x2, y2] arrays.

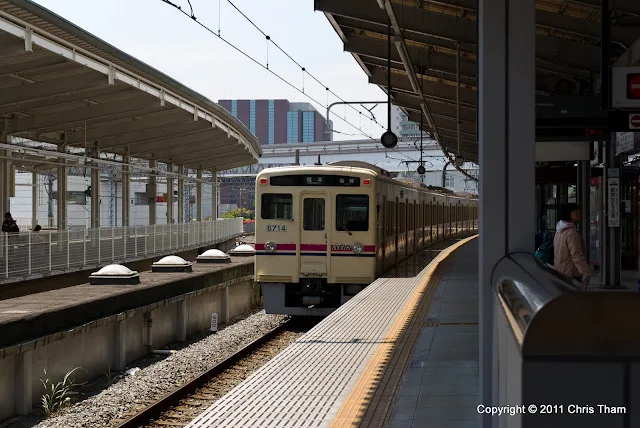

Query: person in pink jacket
[[553, 203, 590, 288]]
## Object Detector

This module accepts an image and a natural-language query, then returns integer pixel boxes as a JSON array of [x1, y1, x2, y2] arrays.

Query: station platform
[[0, 256, 254, 351], [187, 235, 479, 428]]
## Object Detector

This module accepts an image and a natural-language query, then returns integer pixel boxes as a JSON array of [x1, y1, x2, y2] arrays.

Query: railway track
[[113, 317, 318, 428]]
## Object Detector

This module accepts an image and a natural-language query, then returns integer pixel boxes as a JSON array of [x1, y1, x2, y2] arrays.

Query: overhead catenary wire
[[159, 0, 381, 139], [225, 0, 385, 129]]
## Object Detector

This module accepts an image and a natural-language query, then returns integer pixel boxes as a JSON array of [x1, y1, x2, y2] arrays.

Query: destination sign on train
[[270, 175, 360, 187]]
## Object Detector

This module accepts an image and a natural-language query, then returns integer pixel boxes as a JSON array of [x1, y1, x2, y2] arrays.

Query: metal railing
[[0, 218, 243, 283]]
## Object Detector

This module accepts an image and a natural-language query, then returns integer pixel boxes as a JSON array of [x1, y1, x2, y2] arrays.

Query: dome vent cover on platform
[[197, 249, 231, 263], [152, 255, 193, 273], [90, 264, 140, 285]]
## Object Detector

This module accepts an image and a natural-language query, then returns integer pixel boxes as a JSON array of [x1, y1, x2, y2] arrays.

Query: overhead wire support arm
[[326, 101, 389, 124]]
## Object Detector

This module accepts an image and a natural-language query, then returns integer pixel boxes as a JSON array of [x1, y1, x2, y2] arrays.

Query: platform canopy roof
[[0, 0, 261, 173], [316, 0, 640, 165]]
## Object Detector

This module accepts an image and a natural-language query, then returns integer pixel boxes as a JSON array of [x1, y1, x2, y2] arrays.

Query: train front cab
[[255, 168, 377, 316]]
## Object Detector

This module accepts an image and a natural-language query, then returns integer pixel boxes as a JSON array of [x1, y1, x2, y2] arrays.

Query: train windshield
[[261, 193, 293, 220], [336, 195, 369, 232]]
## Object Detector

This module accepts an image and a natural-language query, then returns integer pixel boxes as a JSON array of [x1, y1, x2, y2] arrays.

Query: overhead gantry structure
[[316, 0, 640, 167], [0, 0, 261, 227]]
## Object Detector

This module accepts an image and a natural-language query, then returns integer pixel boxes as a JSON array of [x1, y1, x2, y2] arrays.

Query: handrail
[[0, 218, 244, 283], [492, 252, 640, 358]]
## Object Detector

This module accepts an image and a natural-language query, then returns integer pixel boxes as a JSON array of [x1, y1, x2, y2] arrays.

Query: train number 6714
[[266, 225, 287, 232]]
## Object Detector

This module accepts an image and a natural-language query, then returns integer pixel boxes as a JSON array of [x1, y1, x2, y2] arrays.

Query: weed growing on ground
[[40, 367, 83, 418]]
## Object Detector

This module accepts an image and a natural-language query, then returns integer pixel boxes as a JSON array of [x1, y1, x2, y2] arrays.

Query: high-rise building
[[218, 99, 331, 145], [390, 105, 430, 139]]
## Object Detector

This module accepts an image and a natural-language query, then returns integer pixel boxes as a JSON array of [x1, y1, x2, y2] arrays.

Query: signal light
[[260, 179, 267, 185], [363, 179, 370, 185]]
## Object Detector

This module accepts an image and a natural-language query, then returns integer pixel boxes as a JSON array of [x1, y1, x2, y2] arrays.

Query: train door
[[377, 195, 386, 274], [299, 193, 329, 278], [394, 197, 399, 264]]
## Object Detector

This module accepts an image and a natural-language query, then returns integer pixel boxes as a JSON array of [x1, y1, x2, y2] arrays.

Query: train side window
[[303, 198, 325, 230], [261, 193, 293, 220], [336, 194, 369, 232]]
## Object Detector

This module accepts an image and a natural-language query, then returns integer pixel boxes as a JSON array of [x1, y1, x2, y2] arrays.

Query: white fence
[[0, 218, 244, 283]]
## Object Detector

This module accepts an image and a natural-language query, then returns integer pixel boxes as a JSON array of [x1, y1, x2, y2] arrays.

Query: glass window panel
[[303, 198, 325, 230], [261, 193, 292, 219], [336, 195, 369, 232]]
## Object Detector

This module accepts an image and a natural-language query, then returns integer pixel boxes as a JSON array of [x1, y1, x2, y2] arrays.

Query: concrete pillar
[[221, 286, 229, 323], [31, 172, 38, 229], [91, 144, 100, 229], [15, 350, 32, 415], [177, 298, 187, 341], [177, 165, 185, 224], [196, 168, 203, 222], [148, 159, 157, 226], [166, 163, 174, 225], [144, 311, 153, 349], [113, 317, 127, 371], [478, 0, 536, 426], [57, 143, 68, 230], [122, 150, 130, 227]]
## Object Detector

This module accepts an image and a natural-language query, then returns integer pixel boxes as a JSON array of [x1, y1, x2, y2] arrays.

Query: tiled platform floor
[[187, 236, 478, 428], [388, 239, 479, 428]]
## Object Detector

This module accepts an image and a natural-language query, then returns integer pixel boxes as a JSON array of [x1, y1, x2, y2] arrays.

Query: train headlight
[[265, 241, 277, 253], [352, 242, 364, 254]]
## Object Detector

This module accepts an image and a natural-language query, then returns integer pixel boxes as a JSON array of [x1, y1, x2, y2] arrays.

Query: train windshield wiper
[[342, 225, 352, 236]]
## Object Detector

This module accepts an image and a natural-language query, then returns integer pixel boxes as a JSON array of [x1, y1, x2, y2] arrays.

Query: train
[[254, 161, 478, 316]]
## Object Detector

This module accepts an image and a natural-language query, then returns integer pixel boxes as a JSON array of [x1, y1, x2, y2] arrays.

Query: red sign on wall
[[627, 73, 640, 99]]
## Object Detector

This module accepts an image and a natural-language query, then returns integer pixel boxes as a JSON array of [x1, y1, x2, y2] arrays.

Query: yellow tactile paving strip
[[329, 235, 476, 428]]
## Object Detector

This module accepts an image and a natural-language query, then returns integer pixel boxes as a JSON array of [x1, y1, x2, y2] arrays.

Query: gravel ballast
[[34, 311, 287, 428]]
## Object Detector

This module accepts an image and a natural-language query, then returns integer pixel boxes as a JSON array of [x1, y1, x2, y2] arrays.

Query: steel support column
[[577, 161, 591, 262], [122, 150, 130, 227], [166, 163, 174, 225], [148, 159, 157, 226], [478, 0, 536, 427], [90, 144, 100, 228], [603, 139, 621, 287], [31, 172, 38, 229], [57, 142, 67, 230], [196, 167, 203, 222], [0, 150, 9, 218], [177, 165, 184, 224], [212, 170, 218, 219]]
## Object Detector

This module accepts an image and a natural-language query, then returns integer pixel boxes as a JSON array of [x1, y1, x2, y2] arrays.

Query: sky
[[31, 0, 390, 141]]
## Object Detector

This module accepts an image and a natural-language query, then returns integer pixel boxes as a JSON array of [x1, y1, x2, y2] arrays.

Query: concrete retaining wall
[[0, 271, 260, 422]]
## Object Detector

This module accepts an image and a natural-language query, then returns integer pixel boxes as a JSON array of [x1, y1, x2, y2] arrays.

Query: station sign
[[616, 132, 635, 155], [612, 67, 640, 108], [608, 110, 640, 133]]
